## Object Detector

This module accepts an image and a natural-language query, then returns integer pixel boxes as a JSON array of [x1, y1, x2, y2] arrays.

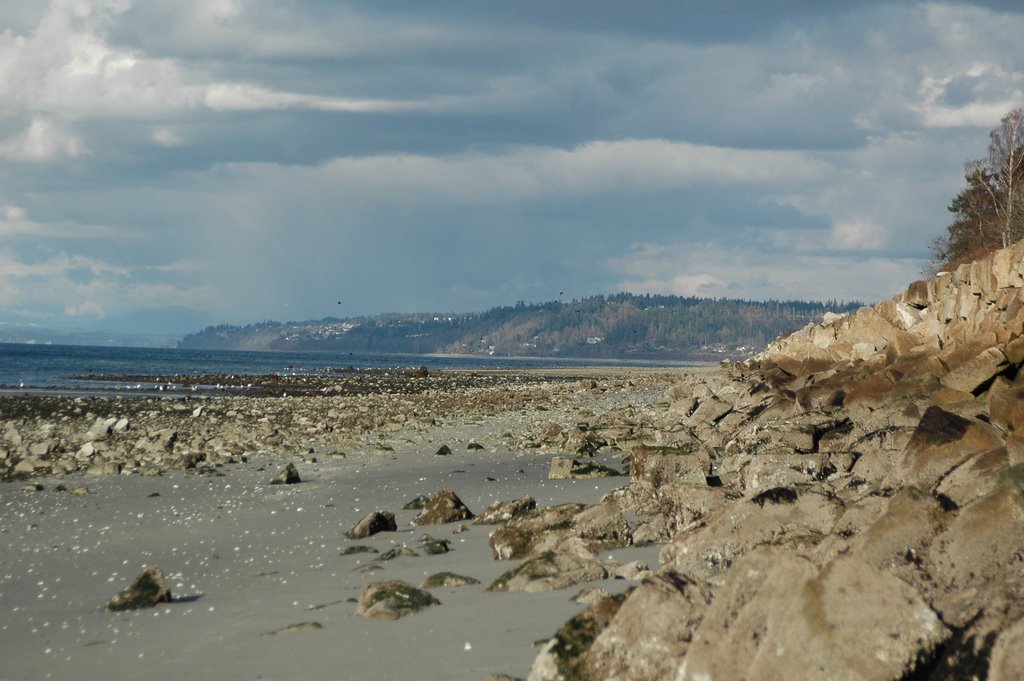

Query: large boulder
[[930, 483, 1024, 596], [660, 486, 842, 581], [528, 592, 627, 681], [679, 548, 948, 681], [583, 573, 712, 681], [884, 406, 1004, 491], [628, 445, 707, 486], [940, 346, 1008, 393]]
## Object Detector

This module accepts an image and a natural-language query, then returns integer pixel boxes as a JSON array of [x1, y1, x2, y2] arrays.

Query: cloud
[[150, 125, 183, 147], [202, 83, 425, 113], [1, 0, 1023, 330], [829, 218, 887, 251], [0, 117, 85, 160], [610, 241, 918, 304], [0, 248, 210, 325], [247, 139, 837, 204], [0, 203, 124, 238], [0, 0, 428, 133]]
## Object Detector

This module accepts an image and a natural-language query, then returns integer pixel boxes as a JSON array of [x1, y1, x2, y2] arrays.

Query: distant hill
[[178, 294, 862, 360]]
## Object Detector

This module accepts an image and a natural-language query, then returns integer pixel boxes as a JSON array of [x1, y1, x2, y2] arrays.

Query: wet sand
[[0, 370, 676, 681]]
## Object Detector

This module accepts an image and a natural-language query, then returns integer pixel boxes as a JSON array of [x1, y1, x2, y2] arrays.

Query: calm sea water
[[0, 342, 696, 391]]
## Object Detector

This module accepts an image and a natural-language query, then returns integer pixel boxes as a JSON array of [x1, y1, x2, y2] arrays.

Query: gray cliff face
[[529, 241, 1024, 681]]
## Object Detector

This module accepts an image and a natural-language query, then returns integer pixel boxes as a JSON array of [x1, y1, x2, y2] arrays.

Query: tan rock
[[487, 539, 612, 593], [473, 496, 537, 525], [584, 573, 712, 681], [628, 446, 707, 486], [411, 487, 474, 525], [886, 406, 1004, 490], [345, 510, 397, 539], [931, 483, 1024, 593], [660, 487, 840, 581], [935, 446, 1011, 507], [940, 346, 1008, 393], [679, 548, 948, 681], [106, 565, 172, 611], [990, 617, 1024, 681], [903, 279, 931, 307], [355, 580, 440, 620], [548, 457, 620, 479]]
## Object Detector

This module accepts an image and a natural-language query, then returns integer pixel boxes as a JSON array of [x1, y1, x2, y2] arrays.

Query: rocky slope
[[527, 241, 1024, 680]]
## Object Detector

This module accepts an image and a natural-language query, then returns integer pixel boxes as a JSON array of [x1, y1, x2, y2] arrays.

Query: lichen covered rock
[[411, 488, 474, 525], [106, 565, 172, 611], [355, 580, 440, 620]]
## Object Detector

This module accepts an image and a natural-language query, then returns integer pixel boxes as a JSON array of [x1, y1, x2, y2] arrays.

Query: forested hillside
[[178, 293, 861, 360]]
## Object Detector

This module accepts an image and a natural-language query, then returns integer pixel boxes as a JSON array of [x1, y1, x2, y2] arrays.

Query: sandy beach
[[0, 369, 677, 681]]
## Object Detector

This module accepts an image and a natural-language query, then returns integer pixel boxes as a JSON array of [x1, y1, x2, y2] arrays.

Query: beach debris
[[106, 565, 172, 611], [420, 572, 480, 589], [270, 462, 301, 485], [467, 441, 485, 451], [473, 496, 537, 525], [355, 580, 440, 620], [434, 444, 452, 456], [346, 510, 397, 539], [411, 487, 475, 525], [266, 622, 323, 635]]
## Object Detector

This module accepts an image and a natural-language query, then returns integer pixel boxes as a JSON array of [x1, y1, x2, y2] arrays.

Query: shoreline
[[0, 367, 684, 680]]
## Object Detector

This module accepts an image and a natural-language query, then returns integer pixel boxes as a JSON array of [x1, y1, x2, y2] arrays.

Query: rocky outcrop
[[531, 241, 1024, 679]]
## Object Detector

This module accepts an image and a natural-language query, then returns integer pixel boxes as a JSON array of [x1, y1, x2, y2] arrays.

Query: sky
[[2, 1, 1024, 335]]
